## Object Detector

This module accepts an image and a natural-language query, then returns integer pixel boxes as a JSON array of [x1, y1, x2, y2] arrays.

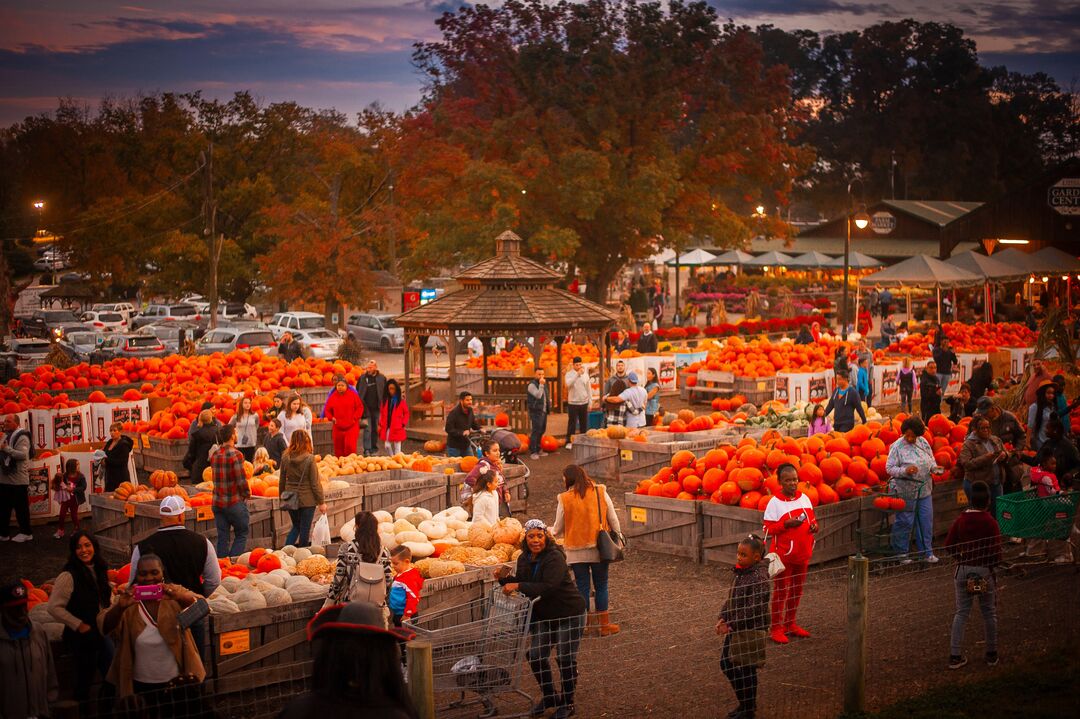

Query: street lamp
[[841, 179, 870, 339]]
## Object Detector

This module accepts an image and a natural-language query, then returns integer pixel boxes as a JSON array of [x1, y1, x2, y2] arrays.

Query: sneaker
[[899, 558, 914, 565], [925, 555, 940, 564], [530, 453, 540, 460], [53, 530, 64, 539], [0, 536, 9, 542], [12, 533, 33, 543], [565, 443, 573, 450], [948, 655, 968, 670], [785, 624, 811, 638], [539, 451, 549, 457], [986, 651, 999, 666], [769, 627, 789, 644]]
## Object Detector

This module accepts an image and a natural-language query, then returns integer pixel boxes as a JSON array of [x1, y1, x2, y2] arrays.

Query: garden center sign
[[871, 211, 896, 235], [1049, 178, 1080, 216]]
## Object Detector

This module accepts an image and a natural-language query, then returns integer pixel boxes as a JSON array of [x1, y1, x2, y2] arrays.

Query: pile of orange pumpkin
[[886, 322, 1034, 358], [634, 413, 970, 510], [684, 336, 846, 382]]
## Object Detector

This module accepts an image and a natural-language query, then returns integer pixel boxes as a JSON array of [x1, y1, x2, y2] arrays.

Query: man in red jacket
[[323, 375, 363, 456], [762, 463, 818, 644]]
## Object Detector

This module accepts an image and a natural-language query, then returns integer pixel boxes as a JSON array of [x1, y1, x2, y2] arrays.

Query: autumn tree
[[397, 0, 809, 298]]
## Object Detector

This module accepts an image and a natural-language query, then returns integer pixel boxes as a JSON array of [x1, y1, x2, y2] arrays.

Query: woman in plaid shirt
[[211, 425, 251, 558]]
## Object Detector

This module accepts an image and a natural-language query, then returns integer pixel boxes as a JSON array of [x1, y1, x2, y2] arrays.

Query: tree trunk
[[584, 260, 620, 304]]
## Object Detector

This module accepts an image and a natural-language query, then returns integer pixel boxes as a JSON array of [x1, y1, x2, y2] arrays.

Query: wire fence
[[43, 538, 1079, 719]]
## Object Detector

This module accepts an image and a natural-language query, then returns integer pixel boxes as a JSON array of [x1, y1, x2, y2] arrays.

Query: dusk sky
[[1, 1, 1077, 126]]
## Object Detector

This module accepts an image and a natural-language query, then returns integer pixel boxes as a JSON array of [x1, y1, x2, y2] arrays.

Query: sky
[[0, 0, 1077, 127]]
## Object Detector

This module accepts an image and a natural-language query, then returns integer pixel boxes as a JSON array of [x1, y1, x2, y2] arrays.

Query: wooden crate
[[570, 435, 620, 481], [623, 493, 702, 561], [310, 421, 333, 456], [90, 494, 134, 564], [363, 471, 449, 514], [931, 479, 967, 537], [141, 449, 189, 479], [148, 435, 189, 458], [270, 483, 364, 548], [418, 567, 496, 626], [295, 386, 329, 417], [207, 598, 324, 694], [617, 435, 722, 486], [701, 495, 869, 567]]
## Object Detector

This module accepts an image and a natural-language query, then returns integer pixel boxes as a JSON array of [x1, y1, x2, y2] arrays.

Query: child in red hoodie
[[1030, 455, 1062, 497], [762, 463, 818, 644]]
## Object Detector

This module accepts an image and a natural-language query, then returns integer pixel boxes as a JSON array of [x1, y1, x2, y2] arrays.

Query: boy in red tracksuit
[[323, 375, 364, 456], [762, 463, 818, 644]]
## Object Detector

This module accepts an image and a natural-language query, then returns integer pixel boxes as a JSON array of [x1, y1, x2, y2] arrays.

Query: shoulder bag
[[724, 578, 768, 668], [760, 529, 786, 579], [595, 486, 625, 562], [278, 456, 309, 512]]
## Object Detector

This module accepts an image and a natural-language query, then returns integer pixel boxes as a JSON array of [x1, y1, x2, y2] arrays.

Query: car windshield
[[168, 305, 197, 317], [98, 313, 123, 322], [297, 316, 325, 329], [128, 335, 162, 348], [16, 341, 50, 353], [67, 333, 97, 346], [43, 311, 77, 322], [152, 327, 178, 339], [378, 317, 397, 328], [238, 331, 275, 346]]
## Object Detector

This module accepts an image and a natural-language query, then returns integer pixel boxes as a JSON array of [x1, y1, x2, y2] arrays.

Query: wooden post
[[407, 640, 436, 719], [555, 334, 564, 412], [844, 554, 869, 714]]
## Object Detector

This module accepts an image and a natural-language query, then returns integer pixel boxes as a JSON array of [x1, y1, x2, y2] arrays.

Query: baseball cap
[[975, 396, 995, 414], [572, 356, 582, 363], [1, 581, 29, 607], [307, 601, 415, 643], [159, 496, 187, 516], [627, 372, 639, 384]]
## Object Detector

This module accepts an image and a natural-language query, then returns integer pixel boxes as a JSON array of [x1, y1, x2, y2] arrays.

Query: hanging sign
[[1048, 178, 1080, 216], [871, 211, 897, 235]]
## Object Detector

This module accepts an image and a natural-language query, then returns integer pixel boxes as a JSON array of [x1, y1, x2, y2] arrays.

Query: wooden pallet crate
[[617, 434, 723, 486], [141, 449, 189, 479], [570, 435, 620, 481], [207, 598, 325, 694], [310, 421, 333, 456], [269, 483, 364, 548], [363, 471, 449, 514], [623, 493, 702, 561], [700, 495, 869, 567], [147, 435, 189, 458]]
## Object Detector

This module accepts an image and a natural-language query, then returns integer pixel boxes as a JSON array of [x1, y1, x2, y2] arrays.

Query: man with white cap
[[128, 495, 220, 653], [607, 372, 649, 430]]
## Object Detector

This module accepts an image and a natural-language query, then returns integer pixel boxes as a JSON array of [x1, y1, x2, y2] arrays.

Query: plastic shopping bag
[[311, 513, 331, 547]]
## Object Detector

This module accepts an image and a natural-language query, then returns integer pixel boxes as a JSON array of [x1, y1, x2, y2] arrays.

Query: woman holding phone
[[98, 554, 206, 709]]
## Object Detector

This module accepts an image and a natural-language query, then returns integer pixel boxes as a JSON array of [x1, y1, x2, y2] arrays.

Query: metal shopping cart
[[406, 588, 537, 718]]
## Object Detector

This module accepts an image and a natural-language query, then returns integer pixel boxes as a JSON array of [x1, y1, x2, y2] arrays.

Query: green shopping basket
[[996, 490, 1079, 540]]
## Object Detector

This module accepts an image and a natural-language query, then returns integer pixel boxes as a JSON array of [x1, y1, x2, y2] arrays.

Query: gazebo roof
[[40, 282, 93, 298], [397, 230, 619, 332]]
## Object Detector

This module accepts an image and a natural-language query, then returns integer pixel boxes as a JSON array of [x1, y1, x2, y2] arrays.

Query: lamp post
[[841, 181, 870, 339]]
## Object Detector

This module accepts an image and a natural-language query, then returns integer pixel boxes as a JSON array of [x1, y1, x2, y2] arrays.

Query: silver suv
[[347, 313, 404, 352], [131, 303, 199, 329], [195, 326, 279, 355]]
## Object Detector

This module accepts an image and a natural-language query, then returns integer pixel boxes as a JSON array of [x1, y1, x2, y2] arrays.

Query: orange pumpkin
[[459, 455, 479, 472]]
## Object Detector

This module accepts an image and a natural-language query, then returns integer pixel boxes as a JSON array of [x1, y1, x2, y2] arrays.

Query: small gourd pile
[[206, 545, 333, 613]]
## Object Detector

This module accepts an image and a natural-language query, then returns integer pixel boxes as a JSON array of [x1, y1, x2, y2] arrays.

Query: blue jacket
[[856, 367, 870, 397]]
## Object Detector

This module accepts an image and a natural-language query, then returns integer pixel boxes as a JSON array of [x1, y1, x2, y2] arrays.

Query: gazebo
[[396, 231, 620, 429]]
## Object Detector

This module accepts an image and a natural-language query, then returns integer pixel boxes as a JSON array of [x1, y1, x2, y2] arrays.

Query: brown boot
[[597, 610, 620, 636], [583, 611, 601, 637]]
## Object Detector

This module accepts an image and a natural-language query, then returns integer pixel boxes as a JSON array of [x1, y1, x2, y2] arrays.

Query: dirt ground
[[5, 438, 1079, 719]]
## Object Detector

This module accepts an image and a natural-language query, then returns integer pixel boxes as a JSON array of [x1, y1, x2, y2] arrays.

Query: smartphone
[[133, 584, 164, 602]]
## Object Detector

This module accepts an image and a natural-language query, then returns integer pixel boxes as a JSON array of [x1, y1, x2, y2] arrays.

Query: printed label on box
[[630, 507, 647, 523]]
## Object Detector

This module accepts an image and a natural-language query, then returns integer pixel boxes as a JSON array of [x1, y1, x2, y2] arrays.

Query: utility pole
[[200, 143, 223, 329]]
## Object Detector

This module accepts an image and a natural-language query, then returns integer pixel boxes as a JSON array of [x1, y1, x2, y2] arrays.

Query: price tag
[[124, 503, 135, 518], [219, 629, 250, 655], [956, 489, 968, 506], [620, 449, 634, 461], [630, 507, 647, 523], [141, 434, 150, 448], [196, 505, 214, 521]]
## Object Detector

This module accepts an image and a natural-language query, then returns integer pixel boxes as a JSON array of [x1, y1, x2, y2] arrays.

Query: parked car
[[131, 303, 199, 329], [195, 326, 279, 356], [7, 337, 52, 371], [290, 328, 344, 360], [58, 331, 105, 363], [142, 321, 203, 354], [22, 309, 82, 339], [92, 302, 138, 323], [267, 312, 326, 338], [80, 310, 127, 332], [52, 322, 95, 341], [346, 312, 405, 352], [180, 295, 258, 320], [89, 333, 168, 363], [33, 251, 71, 271]]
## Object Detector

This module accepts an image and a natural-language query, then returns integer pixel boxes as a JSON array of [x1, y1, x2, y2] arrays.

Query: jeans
[[447, 447, 464, 458], [770, 560, 808, 630], [566, 404, 589, 441], [891, 495, 934, 558], [527, 614, 585, 703], [65, 629, 114, 703], [899, 387, 914, 414], [937, 373, 952, 396], [362, 411, 380, 453], [214, 502, 250, 558], [571, 562, 610, 611], [0, 483, 31, 537], [950, 566, 997, 655], [720, 633, 759, 715], [286, 506, 316, 547], [963, 479, 1003, 517], [529, 411, 547, 455]]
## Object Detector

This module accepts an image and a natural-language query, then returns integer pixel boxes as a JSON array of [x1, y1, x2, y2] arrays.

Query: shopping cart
[[996, 489, 1079, 540], [406, 588, 537, 717]]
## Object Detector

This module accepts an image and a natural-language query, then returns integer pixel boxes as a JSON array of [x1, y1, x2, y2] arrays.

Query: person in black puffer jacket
[[495, 519, 586, 719], [716, 535, 771, 719]]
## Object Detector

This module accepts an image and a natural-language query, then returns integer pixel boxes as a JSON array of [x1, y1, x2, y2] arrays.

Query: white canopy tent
[[945, 250, 1029, 321], [664, 248, 717, 266], [859, 255, 982, 325], [744, 250, 794, 267], [787, 251, 835, 269]]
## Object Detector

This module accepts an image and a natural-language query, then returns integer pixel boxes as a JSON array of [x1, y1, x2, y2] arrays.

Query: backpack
[[347, 553, 387, 607], [1, 429, 34, 473], [898, 369, 914, 391]]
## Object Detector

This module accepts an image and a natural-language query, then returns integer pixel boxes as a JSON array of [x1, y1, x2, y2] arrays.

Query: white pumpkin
[[293, 547, 313, 563], [402, 540, 435, 559], [417, 520, 448, 540], [261, 587, 293, 606], [208, 597, 241, 614], [373, 510, 393, 524], [455, 528, 470, 542], [395, 530, 428, 544], [379, 532, 399, 549], [233, 588, 268, 611], [393, 519, 416, 534], [339, 519, 356, 543]]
